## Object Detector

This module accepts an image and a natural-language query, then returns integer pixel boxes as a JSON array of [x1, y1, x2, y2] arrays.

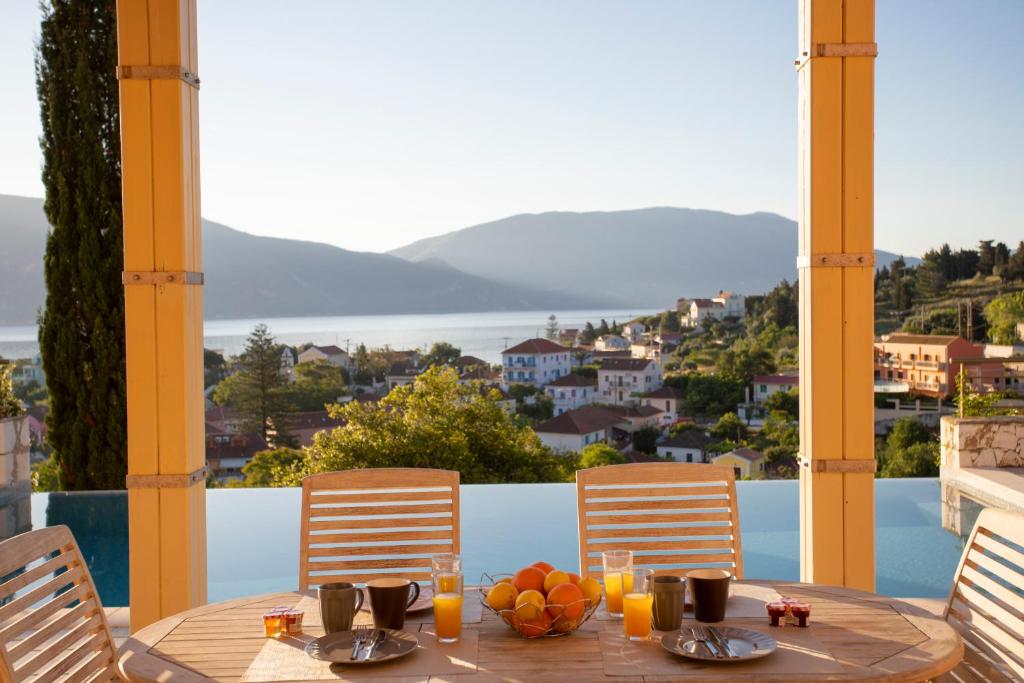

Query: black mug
[[687, 569, 731, 623], [366, 578, 421, 630]]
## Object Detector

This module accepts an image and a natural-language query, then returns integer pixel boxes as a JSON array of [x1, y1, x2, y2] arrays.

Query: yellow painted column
[[797, 0, 876, 591], [116, 0, 207, 631]]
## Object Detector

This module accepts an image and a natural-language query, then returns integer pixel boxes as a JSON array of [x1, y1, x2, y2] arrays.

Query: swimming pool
[[24, 479, 967, 606]]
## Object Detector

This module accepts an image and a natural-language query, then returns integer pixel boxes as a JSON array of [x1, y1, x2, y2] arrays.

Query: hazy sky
[[1, 1, 1021, 255]]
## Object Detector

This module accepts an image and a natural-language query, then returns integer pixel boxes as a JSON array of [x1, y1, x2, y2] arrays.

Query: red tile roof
[[312, 345, 346, 355], [599, 358, 655, 371], [502, 338, 568, 355], [881, 334, 961, 346], [752, 374, 799, 386], [605, 404, 664, 419], [718, 447, 764, 463], [457, 355, 489, 368], [547, 374, 597, 387], [642, 386, 683, 399], [534, 406, 621, 435]]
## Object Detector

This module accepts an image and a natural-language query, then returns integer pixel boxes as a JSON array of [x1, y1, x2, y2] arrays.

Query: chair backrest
[[576, 462, 743, 579], [943, 508, 1024, 682], [0, 525, 119, 683], [299, 468, 460, 590]]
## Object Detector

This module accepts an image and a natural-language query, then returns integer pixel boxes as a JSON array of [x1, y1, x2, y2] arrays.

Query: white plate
[[661, 626, 777, 663]]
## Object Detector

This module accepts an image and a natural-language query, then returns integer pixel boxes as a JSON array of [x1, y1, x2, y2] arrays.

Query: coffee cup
[[318, 582, 364, 634], [651, 575, 685, 630], [687, 569, 731, 623], [366, 578, 421, 630]]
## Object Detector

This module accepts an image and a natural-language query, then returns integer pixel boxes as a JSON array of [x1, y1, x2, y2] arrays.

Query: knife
[[709, 626, 738, 658], [363, 629, 387, 661]]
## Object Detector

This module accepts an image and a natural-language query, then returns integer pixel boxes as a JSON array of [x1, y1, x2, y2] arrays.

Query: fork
[[350, 624, 371, 660], [691, 626, 722, 658]]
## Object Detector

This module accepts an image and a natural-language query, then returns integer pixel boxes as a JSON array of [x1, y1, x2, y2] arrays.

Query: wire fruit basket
[[479, 572, 600, 638]]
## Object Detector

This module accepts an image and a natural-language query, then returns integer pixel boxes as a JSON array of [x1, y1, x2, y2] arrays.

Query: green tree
[[241, 448, 306, 487], [213, 325, 295, 445], [718, 340, 776, 385], [977, 240, 995, 276], [984, 291, 1024, 344], [632, 426, 661, 454], [0, 363, 23, 418], [352, 343, 372, 384], [287, 360, 348, 411], [304, 367, 567, 483], [579, 443, 627, 468], [711, 412, 748, 443], [994, 241, 1011, 279], [545, 315, 560, 341], [36, 0, 126, 490], [580, 322, 597, 344], [204, 348, 228, 388], [1006, 242, 1024, 281], [32, 454, 63, 492], [882, 442, 938, 478], [597, 319, 611, 336], [659, 310, 681, 333], [762, 388, 798, 419], [423, 341, 462, 368]]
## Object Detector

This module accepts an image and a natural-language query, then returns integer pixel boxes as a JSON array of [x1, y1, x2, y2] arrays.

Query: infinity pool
[[23, 479, 967, 606]]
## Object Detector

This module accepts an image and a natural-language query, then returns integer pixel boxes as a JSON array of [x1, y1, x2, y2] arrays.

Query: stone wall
[[0, 415, 31, 489], [940, 415, 1024, 469]]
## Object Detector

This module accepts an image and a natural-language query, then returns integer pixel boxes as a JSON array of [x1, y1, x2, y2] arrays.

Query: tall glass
[[432, 571, 463, 643], [622, 568, 654, 641], [601, 550, 633, 617], [432, 553, 462, 574]]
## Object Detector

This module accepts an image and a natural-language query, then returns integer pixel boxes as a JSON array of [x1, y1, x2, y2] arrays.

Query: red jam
[[766, 601, 787, 627], [790, 602, 811, 627]]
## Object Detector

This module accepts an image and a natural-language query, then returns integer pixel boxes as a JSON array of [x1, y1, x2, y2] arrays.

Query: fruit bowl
[[479, 570, 601, 638]]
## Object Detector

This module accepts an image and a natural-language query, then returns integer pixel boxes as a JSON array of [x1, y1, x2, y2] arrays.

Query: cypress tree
[[36, 0, 126, 490]]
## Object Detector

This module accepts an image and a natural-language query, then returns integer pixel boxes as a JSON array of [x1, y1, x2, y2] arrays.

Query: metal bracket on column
[[795, 42, 877, 70], [126, 466, 208, 489], [123, 271, 204, 285], [799, 456, 877, 474], [797, 253, 876, 269], [117, 64, 200, 89]]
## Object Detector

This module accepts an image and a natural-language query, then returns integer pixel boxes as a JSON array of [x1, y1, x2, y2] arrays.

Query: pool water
[[27, 479, 966, 606]]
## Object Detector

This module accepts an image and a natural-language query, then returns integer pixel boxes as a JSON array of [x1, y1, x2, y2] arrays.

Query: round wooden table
[[117, 581, 962, 682]]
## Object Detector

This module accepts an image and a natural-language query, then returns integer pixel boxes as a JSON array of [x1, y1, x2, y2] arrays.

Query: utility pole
[[967, 299, 974, 341]]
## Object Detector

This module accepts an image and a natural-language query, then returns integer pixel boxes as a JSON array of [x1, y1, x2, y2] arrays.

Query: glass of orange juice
[[601, 550, 633, 617], [622, 568, 654, 641], [432, 571, 463, 643]]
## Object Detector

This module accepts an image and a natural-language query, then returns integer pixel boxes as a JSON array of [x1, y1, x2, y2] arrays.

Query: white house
[[682, 299, 725, 328], [280, 347, 297, 382], [656, 430, 713, 463], [623, 322, 646, 342], [545, 374, 598, 415], [752, 374, 799, 403], [533, 405, 621, 452], [630, 339, 661, 360], [501, 338, 571, 388], [713, 290, 746, 318], [604, 404, 665, 433], [594, 334, 630, 351], [298, 344, 351, 370], [598, 358, 663, 405], [639, 385, 685, 424]]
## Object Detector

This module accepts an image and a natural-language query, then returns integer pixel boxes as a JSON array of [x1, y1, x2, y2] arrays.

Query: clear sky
[[1, 1, 1021, 255]]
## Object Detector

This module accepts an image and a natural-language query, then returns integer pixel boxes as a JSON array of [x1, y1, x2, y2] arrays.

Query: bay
[[0, 308, 657, 364]]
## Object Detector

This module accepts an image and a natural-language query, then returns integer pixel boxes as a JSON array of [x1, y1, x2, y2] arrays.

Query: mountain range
[[0, 195, 916, 326]]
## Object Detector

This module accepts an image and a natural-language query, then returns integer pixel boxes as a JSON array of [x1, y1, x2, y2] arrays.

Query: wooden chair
[[937, 508, 1024, 682], [299, 468, 460, 590], [576, 462, 743, 579], [0, 525, 120, 682]]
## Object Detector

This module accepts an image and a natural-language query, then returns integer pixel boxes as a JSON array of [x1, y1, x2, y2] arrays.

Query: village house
[[591, 349, 632, 363], [604, 404, 664, 433], [545, 374, 598, 415], [205, 428, 267, 481], [297, 344, 351, 370], [630, 339, 662, 361], [558, 329, 580, 347], [598, 357, 663, 405], [656, 429, 713, 463], [873, 333, 1002, 397], [639, 385, 685, 424], [713, 447, 767, 480], [288, 411, 346, 448], [456, 355, 489, 370], [279, 347, 297, 382], [752, 374, 800, 403], [458, 365, 500, 383], [622, 322, 646, 341], [204, 406, 245, 434], [501, 338, 571, 388], [594, 334, 630, 351], [386, 366, 422, 392], [713, 290, 746, 318], [682, 298, 724, 328], [533, 405, 621, 452]]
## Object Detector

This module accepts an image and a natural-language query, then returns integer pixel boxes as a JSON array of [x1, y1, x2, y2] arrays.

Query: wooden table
[[117, 581, 962, 682]]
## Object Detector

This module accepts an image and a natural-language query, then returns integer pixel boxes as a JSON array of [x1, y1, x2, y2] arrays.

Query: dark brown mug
[[687, 568, 731, 623], [365, 578, 421, 630], [651, 575, 685, 631]]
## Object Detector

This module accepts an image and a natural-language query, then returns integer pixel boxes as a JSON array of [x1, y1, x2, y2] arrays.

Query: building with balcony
[[500, 338, 571, 388], [752, 374, 799, 403], [873, 334, 1001, 397], [713, 290, 746, 318], [639, 385, 685, 424], [598, 357, 663, 405], [545, 374, 598, 415]]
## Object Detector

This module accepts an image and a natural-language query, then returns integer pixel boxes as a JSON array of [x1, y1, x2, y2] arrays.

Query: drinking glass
[[432, 554, 462, 593], [601, 550, 633, 617], [622, 568, 654, 641], [432, 571, 463, 643]]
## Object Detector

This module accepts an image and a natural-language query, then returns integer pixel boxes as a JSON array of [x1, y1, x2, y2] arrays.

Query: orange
[[546, 582, 586, 622], [512, 566, 546, 594], [516, 609, 553, 638], [531, 561, 555, 575], [514, 589, 546, 620], [543, 570, 571, 594], [578, 577, 602, 608], [485, 581, 518, 611], [498, 577, 513, 585], [567, 572, 581, 585]]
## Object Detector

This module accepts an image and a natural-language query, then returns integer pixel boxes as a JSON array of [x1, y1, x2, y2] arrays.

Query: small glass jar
[[282, 609, 305, 635], [790, 602, 811, 627], [766, 601, 787, 627], [263, 606, 299, 638]]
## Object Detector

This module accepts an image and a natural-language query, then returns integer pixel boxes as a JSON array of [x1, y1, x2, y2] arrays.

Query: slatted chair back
[[576, 462, 743, 579], [0, 525, 120, 683], [299, 468, 460, 590], [941, 508, 1024, 682]]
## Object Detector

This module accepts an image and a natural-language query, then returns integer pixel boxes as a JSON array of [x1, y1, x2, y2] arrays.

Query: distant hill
[[391, 208, 918, 306], [0, 194, 601, 325]]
